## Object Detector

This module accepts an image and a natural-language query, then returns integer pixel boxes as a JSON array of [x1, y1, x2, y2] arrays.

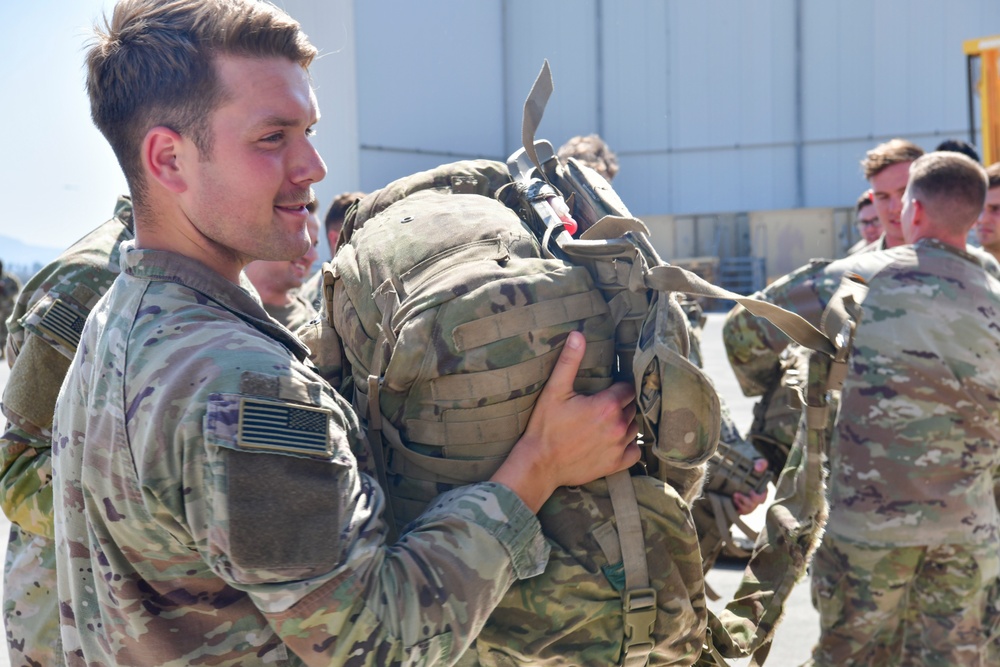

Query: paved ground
[[0, 312, 817, 666]]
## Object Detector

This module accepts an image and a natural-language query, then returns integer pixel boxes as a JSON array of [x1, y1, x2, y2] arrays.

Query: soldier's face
[[977, 187, 1000, 251], [181, 55, 327, 267], [856, 202, 882, 244], [869, 161, 912, 248]]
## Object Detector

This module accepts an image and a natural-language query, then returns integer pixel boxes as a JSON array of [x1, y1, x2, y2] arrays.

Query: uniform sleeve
[[142, 359, 548, 667], [723, 260, 834, 396], [0, 333, 71, 538]]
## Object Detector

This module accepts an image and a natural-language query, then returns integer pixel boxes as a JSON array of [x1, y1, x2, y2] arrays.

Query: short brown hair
[[986, 162, 1000, 189], [907, 152, 988, 233], [87, 0, 317, 209], [557, 134, 620, 181], [861, 138, 924, 179], [855, 189, 873, 214], [324, 191, 365, 234]]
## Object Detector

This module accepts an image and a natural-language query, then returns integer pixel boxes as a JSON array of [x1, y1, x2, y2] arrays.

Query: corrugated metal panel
[[503, 1, 600, 154], [354, 0, 507, 191], [749, 208, 839, 281], [344, 0, 1000, 228]]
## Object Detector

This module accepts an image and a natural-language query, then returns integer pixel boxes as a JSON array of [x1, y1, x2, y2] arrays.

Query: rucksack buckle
[[620, 587, 656, 666]]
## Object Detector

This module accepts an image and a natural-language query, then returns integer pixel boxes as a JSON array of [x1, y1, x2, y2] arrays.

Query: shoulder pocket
[[203, 377, 358, 584]]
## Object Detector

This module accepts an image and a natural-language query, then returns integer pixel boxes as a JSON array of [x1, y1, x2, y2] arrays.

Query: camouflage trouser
[[806, 535, 1000, 667], [4, 524, 62, 666]]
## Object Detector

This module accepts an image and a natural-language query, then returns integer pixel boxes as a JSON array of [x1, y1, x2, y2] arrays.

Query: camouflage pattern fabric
[[692, 403, 770, 572], [734, 239, 1000, 663], [297, 266, 325, 312], [0, 196, 133, 667], [857, 232, 1000, 278], [823, 240, 1000, 548], [262, 292, 318, 333], [722, 260, 836, 399], [745, 348, 805, 472], [0, 271, 21, 358], [808, 535, 1000, 667], [53, 242, 549, 666]]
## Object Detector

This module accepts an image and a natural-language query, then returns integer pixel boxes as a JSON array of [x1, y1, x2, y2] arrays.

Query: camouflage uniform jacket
[[297, 266, 325, 312], [263, 292, 318, 334], [1, 196, 134, 537], [824, 239, 1000, 547], [730, 240, 1000, 546], [53, 241, 548, 667]]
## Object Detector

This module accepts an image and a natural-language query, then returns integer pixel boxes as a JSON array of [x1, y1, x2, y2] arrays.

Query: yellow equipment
[[965, 35, 1000, 165]]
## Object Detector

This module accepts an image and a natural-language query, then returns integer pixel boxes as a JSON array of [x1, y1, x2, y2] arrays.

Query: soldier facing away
[[804, 151, 1000, 666], [51, 1, 640, 665]]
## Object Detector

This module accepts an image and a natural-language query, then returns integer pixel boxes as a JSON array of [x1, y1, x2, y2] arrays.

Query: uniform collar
[[118, 241, 311, 361]]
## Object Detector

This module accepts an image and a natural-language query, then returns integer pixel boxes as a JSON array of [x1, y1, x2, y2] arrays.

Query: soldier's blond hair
[[861, 138, 924, 180], [907, 152, 988, 233], [87, 0, 317, 209]]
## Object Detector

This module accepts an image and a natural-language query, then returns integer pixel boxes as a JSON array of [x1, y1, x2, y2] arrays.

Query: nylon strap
[[429, 338, 614, 400], [607, 470, 656, 667], [641, 263, 835, 357], [521, 60, 553, 179], [452, 289, 608, 351]]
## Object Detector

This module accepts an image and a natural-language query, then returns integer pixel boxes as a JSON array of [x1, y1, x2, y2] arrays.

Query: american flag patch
[[38, 299, 86, 349], [237, 398, 333, 458]]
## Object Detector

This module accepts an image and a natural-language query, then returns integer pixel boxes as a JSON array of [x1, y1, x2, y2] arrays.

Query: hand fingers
[[620, 439, 642, 468], [601, 380, 637, 407], [732, 493, 751, 514], [544, 331, 586, 398], [753, 458, 768, 473]]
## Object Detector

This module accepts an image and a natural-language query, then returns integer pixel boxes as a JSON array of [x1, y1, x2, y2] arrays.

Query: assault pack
[[308, 62, 864, 666]]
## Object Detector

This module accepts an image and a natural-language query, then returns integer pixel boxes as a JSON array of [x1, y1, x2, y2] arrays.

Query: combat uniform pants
[[806, 534, 1000, 667]]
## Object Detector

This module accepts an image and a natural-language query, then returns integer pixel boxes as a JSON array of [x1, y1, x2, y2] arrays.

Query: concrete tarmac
[[0, 312, 818, 666]]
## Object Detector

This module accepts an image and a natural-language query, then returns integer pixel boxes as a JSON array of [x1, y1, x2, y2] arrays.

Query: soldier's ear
[[143, 126, 188, 194]]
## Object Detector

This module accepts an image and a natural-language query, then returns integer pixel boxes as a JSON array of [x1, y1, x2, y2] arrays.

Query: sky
[[1, 1, 127, 251]]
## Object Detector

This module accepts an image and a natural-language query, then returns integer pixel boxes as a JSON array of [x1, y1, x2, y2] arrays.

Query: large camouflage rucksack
[[310, 63, 856, 666], [328, 157, 711, 666]]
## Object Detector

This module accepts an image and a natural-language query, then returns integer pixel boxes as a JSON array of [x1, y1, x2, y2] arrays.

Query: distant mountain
[[0, 235, 61, 280]]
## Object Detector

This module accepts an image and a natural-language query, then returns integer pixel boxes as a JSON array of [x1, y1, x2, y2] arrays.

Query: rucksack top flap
[[348, 191, 537, 286], [350, 159, 512, 236]]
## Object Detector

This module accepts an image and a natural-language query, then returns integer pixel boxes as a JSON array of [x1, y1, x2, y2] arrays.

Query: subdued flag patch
[[38, 299, 86, 349], [237, 397, 333, 458]]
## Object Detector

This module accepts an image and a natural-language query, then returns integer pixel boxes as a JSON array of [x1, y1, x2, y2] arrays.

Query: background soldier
[[0, 261, 21, 359], [245, 198, 320, 332], [556, 134, 620, 182], [847, 190, 881, 254], [806, 151, 1000, 666], [298, 190, 364, 311], [976, 162, 1000, 264], [0, 197, 133, 666]]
